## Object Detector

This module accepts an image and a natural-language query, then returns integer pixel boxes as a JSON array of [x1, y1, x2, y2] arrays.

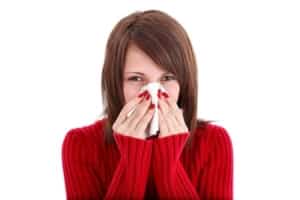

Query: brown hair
[[100, 9, 215, 146]]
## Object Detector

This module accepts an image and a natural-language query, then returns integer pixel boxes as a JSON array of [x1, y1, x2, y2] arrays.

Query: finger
[[126, 93, 152, 132], [135, 105, 155, 134], [163, 109, 178, 133], [158, 96, 170, 116], [163, 95, 186, 126], [159, 96, 182, 133], [115, 92, 149, 135], [114, 91, 147, 127], [158, 108, 168, 135], [158, 97, 175, 132]]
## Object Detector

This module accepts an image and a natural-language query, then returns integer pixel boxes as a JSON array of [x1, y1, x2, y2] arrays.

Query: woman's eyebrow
[[125, 72, 171, 75]]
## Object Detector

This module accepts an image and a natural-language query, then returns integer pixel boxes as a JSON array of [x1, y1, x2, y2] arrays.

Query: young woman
[[62, 9, 233, 199]]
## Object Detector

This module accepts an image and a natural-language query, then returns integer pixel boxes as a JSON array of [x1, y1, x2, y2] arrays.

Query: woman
[[62, 9, 233, 199]]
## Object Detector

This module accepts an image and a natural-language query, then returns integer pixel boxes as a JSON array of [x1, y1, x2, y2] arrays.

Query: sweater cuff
[[104, 133, 153, 199], [113, 132, 153, 163], [153, 132, 189, 171]]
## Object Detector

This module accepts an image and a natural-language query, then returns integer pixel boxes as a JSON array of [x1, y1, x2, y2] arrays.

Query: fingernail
[[158, 104, 161, 109], [138, 91, 147, 98], [149, 103, 155, 109], [158, 89, 162, 99], [146, 93, 151, 100], [162, 92, 169, 98]]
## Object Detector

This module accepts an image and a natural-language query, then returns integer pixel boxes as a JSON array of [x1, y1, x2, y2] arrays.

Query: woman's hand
[[157, 90, 189, 138], [112, 91, 155, 140]]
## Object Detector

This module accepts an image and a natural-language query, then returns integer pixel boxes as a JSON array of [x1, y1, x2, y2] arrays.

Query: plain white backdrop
[[0, 0, 299, 199]]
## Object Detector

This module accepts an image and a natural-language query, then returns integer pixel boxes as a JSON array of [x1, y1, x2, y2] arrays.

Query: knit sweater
[[62, 118, 233, 199]]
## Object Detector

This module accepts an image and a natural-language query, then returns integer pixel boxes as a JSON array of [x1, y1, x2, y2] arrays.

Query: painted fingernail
[[162, 92, 169, 98], [146, 93, 151, 100], [158, 89, 162, 99], [149, 103, 155, 109], [138, 91, 147, 98]]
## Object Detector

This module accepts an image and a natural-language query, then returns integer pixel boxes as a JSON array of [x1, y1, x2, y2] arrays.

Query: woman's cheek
[[123, 83, 143, 103], [161, 82, 180, 101]]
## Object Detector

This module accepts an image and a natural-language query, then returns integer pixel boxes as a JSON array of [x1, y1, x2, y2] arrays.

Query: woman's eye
[[128, 76, 142, 81], [163, 75, 176, 81], [127, 75, 176, 82]]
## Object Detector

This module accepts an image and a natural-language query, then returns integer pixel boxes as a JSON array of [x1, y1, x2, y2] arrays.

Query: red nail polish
[[144, 94, 149, 100], [162, 92, 169, 98], [149, 103, 155, 109], [138, 91, 147, 98], [146, 93, 151, 100], [158, 89, 162, 99]]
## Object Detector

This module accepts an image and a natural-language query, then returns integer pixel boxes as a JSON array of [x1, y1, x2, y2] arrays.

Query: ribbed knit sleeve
[[62, 128, 153, 200], [62, 128, 104, 199], [104, 132, 153, 199], [197, 126, 233, 199], [152, 132, 201, 199]]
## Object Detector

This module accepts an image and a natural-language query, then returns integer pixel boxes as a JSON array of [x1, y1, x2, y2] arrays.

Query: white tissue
[[126, 82, 168, 137]]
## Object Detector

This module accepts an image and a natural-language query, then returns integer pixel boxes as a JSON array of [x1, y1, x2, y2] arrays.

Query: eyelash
[[128, 76, 176, 82]]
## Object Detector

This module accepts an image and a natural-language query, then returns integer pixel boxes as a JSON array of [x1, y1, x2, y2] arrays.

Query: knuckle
[[135, 106, 147, 116], [134, 109, 143, 117]]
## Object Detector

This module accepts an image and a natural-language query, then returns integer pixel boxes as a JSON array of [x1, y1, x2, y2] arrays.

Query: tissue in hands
[[126, 82, 168, 137]]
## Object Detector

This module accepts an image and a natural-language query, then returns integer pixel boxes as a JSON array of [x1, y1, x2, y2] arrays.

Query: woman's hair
[[100, 9, 215, 146]]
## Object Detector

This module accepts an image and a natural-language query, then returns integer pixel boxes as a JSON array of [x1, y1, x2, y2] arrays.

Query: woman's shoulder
[[62, 118, 108, 161], [62, 118, 107, 145], [194, 120, 232, 145]]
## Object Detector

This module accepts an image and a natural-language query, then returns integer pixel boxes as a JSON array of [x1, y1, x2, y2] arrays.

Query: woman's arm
[[152, 133, 201, 199], [152, 126, 233, 200], [104, 132, 153, 199], [197, 126, 233, 199], [62, 129, 153, 199]]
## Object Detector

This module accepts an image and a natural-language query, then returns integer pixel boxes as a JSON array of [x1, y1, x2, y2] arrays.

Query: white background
[[0, 0, 299, 199]]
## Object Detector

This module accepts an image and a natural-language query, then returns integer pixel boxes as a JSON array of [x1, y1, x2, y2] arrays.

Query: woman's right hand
[[112, 91, 155, 140]]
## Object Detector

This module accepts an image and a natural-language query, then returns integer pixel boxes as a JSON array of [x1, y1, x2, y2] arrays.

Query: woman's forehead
[[124, 58, 167, 75], [124, 43, 174, 75]]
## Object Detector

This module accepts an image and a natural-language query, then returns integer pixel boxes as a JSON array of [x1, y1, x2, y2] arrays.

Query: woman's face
[[123, 44, 180, 104]]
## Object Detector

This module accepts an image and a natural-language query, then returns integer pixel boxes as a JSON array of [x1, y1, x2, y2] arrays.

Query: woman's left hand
[[157, 90, 189, 138]]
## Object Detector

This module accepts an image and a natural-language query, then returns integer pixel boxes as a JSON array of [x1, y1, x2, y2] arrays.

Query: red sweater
[[62, 118, 233, 199]]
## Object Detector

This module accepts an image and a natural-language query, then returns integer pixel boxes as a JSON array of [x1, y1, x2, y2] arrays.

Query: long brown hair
[[100, 9, 215, 146]]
